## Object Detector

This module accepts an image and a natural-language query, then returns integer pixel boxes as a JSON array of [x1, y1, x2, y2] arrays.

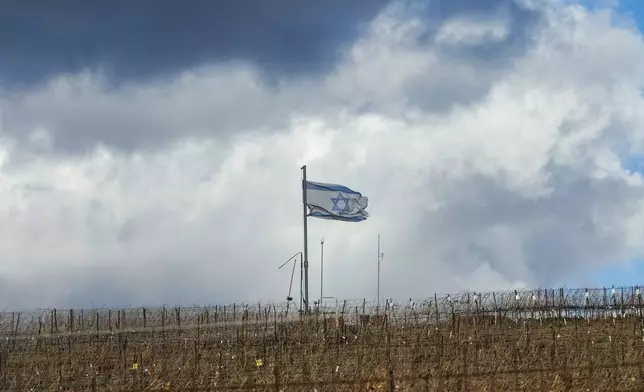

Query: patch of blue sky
[[591, 262, 644, 288], [621, 155, 644, 174], [577, 0, 644, 30], [616, 0, 644, 30]]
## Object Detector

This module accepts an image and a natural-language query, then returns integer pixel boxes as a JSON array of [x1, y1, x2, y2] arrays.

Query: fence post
[[513, 347, 519, 391], [538, 343, 545, 392], [492, 292, 498, 327], [12, 313, 20, 350], [36, 316, 42, 350], [386, 316, 395, 392], [439, 334, 445, 392], [638, 335, 644, 390], [587, 332, 593, 392], [462, 344, 469, 392], [637, 286, 642, 320]]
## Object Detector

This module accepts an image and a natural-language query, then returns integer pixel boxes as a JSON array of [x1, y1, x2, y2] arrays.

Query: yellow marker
[[255, 359, 263, 367], [131, 363, 139, 370]]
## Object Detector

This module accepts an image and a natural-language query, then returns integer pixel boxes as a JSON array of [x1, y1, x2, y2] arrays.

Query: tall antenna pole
[[301, 165, 310, 314], [320, 238, 325, 308], [377, 234, 384, 313]]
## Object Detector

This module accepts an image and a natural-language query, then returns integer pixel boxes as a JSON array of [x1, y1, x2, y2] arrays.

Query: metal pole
[[300, 254, 303, 312], [320, 238, 325, 308], [288, 258, 297, 299], [301, 165, 310, 313], [277, 252, 303, 311], [377, 234, 383, 313]]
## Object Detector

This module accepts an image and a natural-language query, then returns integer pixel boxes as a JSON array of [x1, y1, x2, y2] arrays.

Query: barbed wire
[[0, 285, 642, 336]]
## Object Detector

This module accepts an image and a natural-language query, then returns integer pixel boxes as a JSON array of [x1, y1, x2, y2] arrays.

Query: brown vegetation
[[0, 286, 643, 391]]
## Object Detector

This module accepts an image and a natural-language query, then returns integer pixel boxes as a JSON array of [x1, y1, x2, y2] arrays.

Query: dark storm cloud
[[0, 0, 541, 88], [0, 0, 391, 88], [0, 0, 545, 156]]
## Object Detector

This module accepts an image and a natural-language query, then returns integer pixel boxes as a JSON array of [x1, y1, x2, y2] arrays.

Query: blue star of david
[[330, 192, 351, 214]]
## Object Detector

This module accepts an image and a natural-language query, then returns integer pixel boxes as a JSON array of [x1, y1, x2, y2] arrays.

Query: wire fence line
[[0, 286, 643, 390], [1, 285, 643, 336]]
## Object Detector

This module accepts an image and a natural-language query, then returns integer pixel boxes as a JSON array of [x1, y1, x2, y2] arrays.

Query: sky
[[1, 0, 644, 309]]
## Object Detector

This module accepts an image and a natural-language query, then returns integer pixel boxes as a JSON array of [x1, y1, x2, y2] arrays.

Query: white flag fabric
[[305, 181, 369, 222]]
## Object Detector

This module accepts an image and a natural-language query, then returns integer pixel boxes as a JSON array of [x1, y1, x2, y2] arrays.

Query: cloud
[[1, 0, 543, 154], [0, 0, 390, 88], [1, 0, 644, 308]]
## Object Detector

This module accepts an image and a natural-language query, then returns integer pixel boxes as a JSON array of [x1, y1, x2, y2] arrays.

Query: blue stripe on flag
[[305, 181, 360, 195], [308, 211, 367, 222]]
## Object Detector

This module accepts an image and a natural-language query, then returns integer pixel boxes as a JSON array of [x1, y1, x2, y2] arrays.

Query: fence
[[0, 285, 642, 391]]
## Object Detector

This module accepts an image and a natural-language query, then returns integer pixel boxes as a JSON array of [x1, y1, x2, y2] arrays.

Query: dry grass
[[0, 287, 643, 391]]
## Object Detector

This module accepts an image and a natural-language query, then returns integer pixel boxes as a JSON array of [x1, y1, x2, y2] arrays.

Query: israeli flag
[[305, 181, 369, 222]]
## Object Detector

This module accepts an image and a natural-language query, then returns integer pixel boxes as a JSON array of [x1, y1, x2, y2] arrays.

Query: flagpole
[[301, 165, 310, 314], [377, 234, 384, 313], [320, 238, 325, 308]]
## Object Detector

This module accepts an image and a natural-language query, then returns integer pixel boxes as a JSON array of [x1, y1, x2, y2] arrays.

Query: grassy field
[[0, 287, 643, 391]]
